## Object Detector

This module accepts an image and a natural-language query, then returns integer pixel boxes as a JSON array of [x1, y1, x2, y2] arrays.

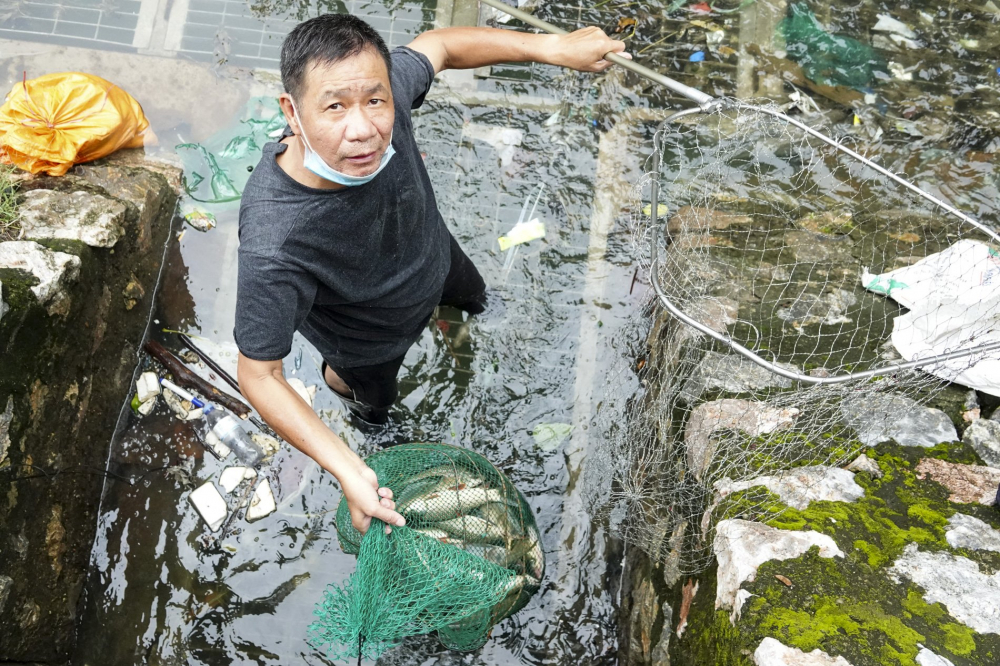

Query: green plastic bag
[[176, 96, 286, 207], [780, 4, 886, 89], [309, 443, 545, 660]]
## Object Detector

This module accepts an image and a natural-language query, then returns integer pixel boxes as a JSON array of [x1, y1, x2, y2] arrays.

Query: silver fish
[[394, 468, 486, 509], [399, 487, 504, 523], [436, 514, 508, 546], [407, 465, 486, 488], [413, 527, 462, 545]]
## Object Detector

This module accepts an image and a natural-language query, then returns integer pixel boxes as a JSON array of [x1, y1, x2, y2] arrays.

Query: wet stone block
[[19, 189, 126, 248], [783, 230, 856, 264]]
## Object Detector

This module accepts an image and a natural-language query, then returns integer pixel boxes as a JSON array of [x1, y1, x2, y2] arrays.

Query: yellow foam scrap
[[498, 218, 545, 252]]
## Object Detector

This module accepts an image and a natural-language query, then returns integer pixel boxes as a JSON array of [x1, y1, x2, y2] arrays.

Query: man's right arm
[[236, 353, 405, 534]]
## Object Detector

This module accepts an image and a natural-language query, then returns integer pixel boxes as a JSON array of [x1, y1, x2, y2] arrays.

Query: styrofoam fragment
[[219, 466, 258, 493], [246, 478, 276, 522], [137, 395, 157, 416], [189, 481, 228, 531], [136, 372, 161, 403]]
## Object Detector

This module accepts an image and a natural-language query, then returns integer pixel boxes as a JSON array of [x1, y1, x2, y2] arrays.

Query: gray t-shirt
[[235, 47, 451, 368]]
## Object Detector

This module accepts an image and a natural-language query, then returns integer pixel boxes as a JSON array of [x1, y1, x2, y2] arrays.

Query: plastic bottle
[[200, 404, 265, 466]]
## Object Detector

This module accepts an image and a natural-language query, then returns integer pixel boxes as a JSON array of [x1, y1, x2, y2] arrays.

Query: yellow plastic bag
[[0, 72, 156, 176]]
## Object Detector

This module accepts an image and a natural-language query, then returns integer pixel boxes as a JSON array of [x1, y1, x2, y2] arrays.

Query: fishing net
[[309, 443, 544, 660], [592, 99, 1000, 574]]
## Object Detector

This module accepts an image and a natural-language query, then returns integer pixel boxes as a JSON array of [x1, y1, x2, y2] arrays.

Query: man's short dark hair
[[280, 14, 392, 99]]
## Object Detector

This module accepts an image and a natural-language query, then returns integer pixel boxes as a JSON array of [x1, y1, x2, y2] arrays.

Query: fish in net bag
[[308, 443, 544, 660]]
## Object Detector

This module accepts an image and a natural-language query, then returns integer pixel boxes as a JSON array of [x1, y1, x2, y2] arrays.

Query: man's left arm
[[407, 25, 630, 75]]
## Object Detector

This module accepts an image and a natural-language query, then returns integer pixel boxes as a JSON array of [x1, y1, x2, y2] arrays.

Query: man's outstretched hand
[[548, 26, 632, 72], [340, 459, 406, 536]]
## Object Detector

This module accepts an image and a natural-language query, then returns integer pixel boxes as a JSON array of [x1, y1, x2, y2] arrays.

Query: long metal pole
[[479, 0, 715, 108]]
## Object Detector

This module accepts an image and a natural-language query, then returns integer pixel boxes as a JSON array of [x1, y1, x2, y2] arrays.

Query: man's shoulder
[[238, 154, 304, 258], [389, 46, 435, 111]]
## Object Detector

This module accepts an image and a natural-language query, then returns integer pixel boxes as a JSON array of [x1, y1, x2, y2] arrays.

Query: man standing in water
[[235, 14, 628, 534]]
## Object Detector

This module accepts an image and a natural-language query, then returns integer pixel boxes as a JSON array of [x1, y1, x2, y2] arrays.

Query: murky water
[[1, 0, 997, 663]]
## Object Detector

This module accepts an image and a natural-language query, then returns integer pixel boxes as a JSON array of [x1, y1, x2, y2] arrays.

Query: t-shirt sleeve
[[390, 46, 436, 111], [234, 250, 317, 362]]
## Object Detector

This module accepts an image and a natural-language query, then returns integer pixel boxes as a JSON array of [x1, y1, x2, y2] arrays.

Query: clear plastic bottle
[[200, 404, 265, 466]]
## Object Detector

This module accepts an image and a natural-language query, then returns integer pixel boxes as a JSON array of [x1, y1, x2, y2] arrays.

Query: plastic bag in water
[[780, 4, 886, 89], [176, 96, 286, 207]]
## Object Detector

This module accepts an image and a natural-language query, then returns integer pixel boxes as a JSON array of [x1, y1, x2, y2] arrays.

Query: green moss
[[34, 238, 89, 257], [695, 442, 1000, 665], [0, 267, 40, 312], [902, 590, 977, 656]]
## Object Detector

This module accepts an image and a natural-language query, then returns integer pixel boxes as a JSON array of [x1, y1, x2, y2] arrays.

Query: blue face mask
[[291, 100, 395, 187]]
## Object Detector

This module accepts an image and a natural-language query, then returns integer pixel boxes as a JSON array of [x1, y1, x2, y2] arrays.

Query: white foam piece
[[189, 481, 228, 531], [246, 479, 276, 522], [219, 466, 257, 493]]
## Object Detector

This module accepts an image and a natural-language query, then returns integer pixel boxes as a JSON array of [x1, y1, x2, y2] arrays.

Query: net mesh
[[592, 99, 1000, 574], [309, 443, 544, 660]]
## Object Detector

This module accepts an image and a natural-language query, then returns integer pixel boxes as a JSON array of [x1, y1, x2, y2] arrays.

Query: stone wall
[[0, 151, 180, 664], [616, 299, 1000, 666]]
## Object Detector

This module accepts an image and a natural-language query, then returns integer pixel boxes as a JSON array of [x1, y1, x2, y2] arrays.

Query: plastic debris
[[0, 72, 154, 176], [780, 4, 886, 89], [189, 481, 228, 531], [162, 388, 203, 422], [183, 207, 217, 232], [135, 372, 160, 403], [862, 240, 1000, 396], [642, 203, 669, 217], [137, 395, 157, 416], [200, 404, 264, 466], [888, 61, 913, 81], [246, 478, 276, 522], [176, 97, 285, 208], [689, 51, 706, 62], [462, 124, 523, 167], [160, 378, 205, 409], [498, 218, 545, 252], [219, 466, 258, 493], [251, 432, 281, 458], [532, 422, 573, 451], [872, 13, 917, 40], [887, 33, 920, 50]]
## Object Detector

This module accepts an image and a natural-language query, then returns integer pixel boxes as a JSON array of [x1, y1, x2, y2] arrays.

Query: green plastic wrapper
[[780, 4, 886, 89], [175, 97, 286, 208], [308, 443, 544, 660]]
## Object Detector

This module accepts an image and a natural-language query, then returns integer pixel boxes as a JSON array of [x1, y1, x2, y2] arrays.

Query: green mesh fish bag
[[779, 4, 886, 90], [308, 443, 545, 660]]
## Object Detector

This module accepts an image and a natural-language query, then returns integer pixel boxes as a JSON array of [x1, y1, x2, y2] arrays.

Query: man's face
[[286, 48, 395, 177]]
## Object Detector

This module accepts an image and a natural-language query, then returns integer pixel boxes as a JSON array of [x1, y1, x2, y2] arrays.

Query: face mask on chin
[[290, 100, 395, 187]]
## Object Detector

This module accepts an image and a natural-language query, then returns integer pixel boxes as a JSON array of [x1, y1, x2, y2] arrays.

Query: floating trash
[[219, 466, 257, 493], [189, 481, 228, 531], [183, 207, 217, 232]]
